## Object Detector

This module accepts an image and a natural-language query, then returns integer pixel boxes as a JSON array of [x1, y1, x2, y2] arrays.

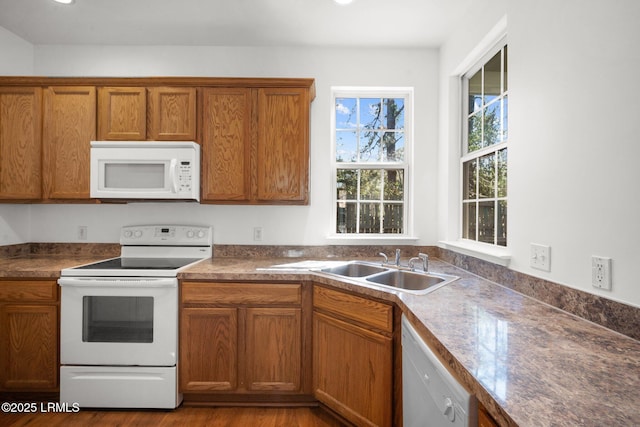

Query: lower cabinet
[[313, 285, 394, 427], [179, 281, 312, 401], [0, 280, 59, 392]]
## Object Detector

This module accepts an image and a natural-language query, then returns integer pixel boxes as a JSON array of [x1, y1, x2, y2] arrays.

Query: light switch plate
[[530, 243, 551, 271]]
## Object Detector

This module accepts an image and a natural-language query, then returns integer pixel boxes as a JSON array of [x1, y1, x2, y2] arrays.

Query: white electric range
[[58, 224, 212, 409]]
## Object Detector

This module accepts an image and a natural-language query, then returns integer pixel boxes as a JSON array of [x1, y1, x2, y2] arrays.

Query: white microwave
[[90, 141, 200, 201]]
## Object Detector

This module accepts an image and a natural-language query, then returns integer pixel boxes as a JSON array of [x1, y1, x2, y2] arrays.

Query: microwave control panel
[[178, 160, 193, 192]]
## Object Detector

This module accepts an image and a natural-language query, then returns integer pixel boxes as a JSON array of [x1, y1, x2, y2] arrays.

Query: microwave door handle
[[169, 159, 179, 193]]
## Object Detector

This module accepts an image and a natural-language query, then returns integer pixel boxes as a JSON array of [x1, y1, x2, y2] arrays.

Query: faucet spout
[[394, 249, 401, 266]]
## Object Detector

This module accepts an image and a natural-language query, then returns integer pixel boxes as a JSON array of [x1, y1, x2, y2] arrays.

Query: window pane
[[382, 98, 405, 130], [497, 148, 507, 198], [384, 169, 404, 201], [478, 153, 496, 198], [337, 169, 357, 200], [484, 51, 502, 105], [502, 95, 508, 141], [478, 201, 495, 244], [463, 159, 477, 199], [468, 70, 482, 113], [383, 132, 404, 161], [383, 204, 403, 233], [463, 202, 476, 240], [360, 170, 381, 200], [503, 46, 508, 92], [359, 203, 380, 233], [497, 200, 507, 246], [483, 102, 501, 147], [468, 113, 482, 152], [336, 130, 357, 162], [335, 98, 356, 129], [336, 202, 357, 233], [359, 130, 381, 162], [360, 98, 382, 129]]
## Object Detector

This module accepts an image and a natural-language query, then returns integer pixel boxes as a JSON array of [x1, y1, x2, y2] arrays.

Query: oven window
[[82, 296, 154, 343]]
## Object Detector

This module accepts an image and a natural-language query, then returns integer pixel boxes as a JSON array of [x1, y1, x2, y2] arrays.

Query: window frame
[[329, 87, 414, 238], [460, 40, 508, 248]]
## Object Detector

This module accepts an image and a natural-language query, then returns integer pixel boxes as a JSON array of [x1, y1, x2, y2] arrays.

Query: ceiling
[[0, 0, 472, 48]]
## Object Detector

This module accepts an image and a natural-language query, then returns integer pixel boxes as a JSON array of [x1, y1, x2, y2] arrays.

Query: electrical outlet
[[253, 227, 263, 242], [77, 225, 88, 241], [592, 256, 612, 290], [530, 243, 551, 271]]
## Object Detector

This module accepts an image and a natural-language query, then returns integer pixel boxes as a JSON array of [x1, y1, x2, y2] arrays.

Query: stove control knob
[[186, 230, 195, 238], [197, 230, 206, 238], [134, 230, 143, 238], [123, 230, 133, 238]]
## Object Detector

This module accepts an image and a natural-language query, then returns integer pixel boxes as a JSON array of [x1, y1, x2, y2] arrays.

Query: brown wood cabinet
[[0, 76, 314, 205], [313, 286, 393, 427], [0, 87, 42, 200], [0, 280, 58, 391], [200, 88, 252, 201], [98, 86, 196, 141], [42, 86, 96, 200], [180, 281, 312, 402], [147, 87, 196, 140], [200, 87, 310, 204], [97, 87, 147, 140]]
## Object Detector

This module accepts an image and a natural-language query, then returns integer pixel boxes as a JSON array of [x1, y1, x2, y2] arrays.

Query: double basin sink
[[318, 261, 458, 295]]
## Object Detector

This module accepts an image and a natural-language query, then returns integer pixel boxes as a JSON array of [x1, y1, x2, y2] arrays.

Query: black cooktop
[[74, 257, 202, 270]]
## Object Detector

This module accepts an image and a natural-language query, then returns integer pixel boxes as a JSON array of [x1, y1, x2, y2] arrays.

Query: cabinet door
[[42, 86, 96, 199], [245, 307, 301, 392], [313, 312, 392, 427], [0, 304, 58, 391], [147, 87, 196, 140], [200, 88, 251, 201], [0, 87, 42, 200], [180, 307, 238, 392], [256, 88, 309, 203], [97, 87, 146, 140]]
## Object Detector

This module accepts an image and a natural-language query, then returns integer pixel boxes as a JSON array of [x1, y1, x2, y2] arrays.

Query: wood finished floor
[[0, 406, 347, 427]]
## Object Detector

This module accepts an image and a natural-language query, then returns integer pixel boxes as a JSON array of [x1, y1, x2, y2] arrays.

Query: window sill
[[327, 234, 419, 245], [438, 240, 511, 267]]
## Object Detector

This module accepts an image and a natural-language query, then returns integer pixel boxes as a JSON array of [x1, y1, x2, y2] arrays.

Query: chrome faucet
[[394, 248, 401, 266], [408, 253, 429, 272], [378, 252, 388, 264]]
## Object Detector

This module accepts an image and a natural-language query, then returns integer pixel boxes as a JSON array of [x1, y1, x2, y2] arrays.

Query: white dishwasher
[[402, 315, 477, 427]]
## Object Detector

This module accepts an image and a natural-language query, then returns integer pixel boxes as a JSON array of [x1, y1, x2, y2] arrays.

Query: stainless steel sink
[[366, 270, 448, 291], [319, 261, 458, 294], [320, 261, 389, 277]]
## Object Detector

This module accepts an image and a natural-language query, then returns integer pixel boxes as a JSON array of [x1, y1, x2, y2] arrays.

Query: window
[[332, 88, 412, 235], [462, 44, 508, 246]]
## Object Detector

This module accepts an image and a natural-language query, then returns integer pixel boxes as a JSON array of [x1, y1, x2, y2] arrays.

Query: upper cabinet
[[0, 77, 314, 205], [97, 87, 147, 140], [43, 86, 96, 200], [147, 87, 196, 141], [0, 87, 42, 200], [200, 85, 312, 204], [255, 88, 309, 203], [97, 86, 196, 141]]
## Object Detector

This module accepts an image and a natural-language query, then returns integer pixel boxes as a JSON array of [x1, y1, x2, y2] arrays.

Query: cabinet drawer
[[0, 280, 58, 302], [313, 286, 392, 333], [182, 282, 301, 305]]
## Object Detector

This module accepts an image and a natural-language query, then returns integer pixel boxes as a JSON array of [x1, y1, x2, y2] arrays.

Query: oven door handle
[[58, 277, 178, 288]]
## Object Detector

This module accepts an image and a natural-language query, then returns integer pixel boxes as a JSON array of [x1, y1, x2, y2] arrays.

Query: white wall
[[439, 0, 640, 306], [0, 25, 34, 245], [26, 45, 439, 246]]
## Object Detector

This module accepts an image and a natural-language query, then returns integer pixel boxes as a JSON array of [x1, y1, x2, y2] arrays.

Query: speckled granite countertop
[[1, 254, 638, 426]]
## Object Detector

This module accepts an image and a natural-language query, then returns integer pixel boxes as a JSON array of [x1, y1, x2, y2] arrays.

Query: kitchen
[[0, 0, 639, 426]]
